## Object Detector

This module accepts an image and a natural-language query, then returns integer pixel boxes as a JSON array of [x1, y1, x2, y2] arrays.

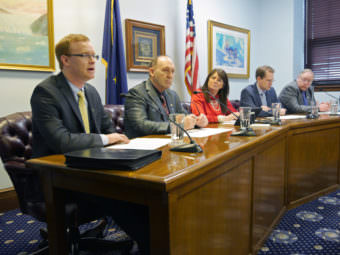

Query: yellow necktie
[[77, 91, 90, 133]]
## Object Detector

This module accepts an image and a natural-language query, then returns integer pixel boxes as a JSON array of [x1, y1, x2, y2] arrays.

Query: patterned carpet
[[1, 190, 339, 254], [258, 189, 340, 255], [0, 211, 135, 255]]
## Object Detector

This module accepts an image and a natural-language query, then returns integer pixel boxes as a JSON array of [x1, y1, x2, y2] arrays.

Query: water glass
[[271, 103, 281, 121], [311, 105, 319, 117], [239, 107, 251, 130], [330, 100, 338, 115], [169, 113, 185, 145]]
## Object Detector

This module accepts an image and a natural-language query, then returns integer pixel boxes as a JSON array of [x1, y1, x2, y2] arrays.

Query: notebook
[[65, 147, 162, 170]]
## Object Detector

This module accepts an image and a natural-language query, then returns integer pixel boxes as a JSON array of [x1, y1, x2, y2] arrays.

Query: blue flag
[[102, 0, 127, 104]]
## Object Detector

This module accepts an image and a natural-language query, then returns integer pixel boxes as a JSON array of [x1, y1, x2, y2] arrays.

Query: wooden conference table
[[27, 115, 340, 255]]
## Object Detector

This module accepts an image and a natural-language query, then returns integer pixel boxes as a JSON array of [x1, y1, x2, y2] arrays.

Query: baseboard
[[0, 187, 19, 213], [287, 184, 340, 210]]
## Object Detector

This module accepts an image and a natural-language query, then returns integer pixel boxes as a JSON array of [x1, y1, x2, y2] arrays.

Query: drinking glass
[[271, 103, 281, 121], [239, 107, 251, 130], [169, 113, 185, 145]]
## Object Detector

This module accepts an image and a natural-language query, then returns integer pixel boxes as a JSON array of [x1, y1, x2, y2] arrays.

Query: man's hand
[[319, 102, 330, 112], [196, 113, 208, 127], [106, 133, 129, 145], [280, 108, 287, 115], [261, 105, 271, 112], [183, 114, 197, 130]]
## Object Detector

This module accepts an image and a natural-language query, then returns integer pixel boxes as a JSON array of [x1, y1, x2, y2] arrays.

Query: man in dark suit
[[240, 65, 286, 117], [279, 69, 330, 114], [30, 34, 152, 254], [124, 55, 208, 139], [31, 34, 129, 158]]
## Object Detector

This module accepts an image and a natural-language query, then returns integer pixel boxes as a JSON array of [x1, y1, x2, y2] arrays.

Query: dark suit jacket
[[240, 82, 279, 117], [30, 72, 115, 158], [124, 79, 186, 139], [278, 80, 316, 114]]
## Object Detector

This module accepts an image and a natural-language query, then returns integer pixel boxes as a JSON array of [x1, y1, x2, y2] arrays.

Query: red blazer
[[191, 92, 237, 123]]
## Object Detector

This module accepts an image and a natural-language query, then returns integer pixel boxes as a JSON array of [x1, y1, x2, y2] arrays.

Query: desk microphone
[[121, 93, 203, 153], [193, 91, 239, 119]]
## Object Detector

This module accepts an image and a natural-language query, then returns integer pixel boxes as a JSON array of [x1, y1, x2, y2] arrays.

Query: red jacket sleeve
[[191, 93, 219, 122]]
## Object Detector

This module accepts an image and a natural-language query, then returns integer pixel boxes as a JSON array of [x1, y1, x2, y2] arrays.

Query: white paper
[[279, 115, 307, 120], [221, 120, 236, 125], [107, 138, 171, 150], [185, 128, 233, 137], [319, 111, 340, 115], [250, 124, 271, 128]]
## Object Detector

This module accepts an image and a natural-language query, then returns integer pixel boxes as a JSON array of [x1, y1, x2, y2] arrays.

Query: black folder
[[65, 147, 162, 170]]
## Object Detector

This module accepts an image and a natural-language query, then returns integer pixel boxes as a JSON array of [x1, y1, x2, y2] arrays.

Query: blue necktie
[[302, 91, 308, 106]]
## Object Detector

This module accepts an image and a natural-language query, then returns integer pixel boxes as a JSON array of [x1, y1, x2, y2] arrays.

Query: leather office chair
[[0, 112, 132, 254], [103, 104, 125, 134]]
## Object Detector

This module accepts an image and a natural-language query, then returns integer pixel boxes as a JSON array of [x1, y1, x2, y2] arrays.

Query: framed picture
[[0, 0, 55, 72], [208, 20, 250, 78], [125, 19, 165, 72]]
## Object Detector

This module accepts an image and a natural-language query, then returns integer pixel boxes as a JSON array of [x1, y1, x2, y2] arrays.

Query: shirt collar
[[66, 79, 85, 101], [256, 82, 266, 95]]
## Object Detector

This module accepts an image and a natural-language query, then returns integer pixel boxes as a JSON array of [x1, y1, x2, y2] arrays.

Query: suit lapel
[[265, 90, 271, 106], [252, 83, 263, 107], [57, 73, 87, 132], [145, 80, 168, 120], [163, 91, 175, 113]]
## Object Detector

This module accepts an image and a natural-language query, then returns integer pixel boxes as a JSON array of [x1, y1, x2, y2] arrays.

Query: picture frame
[[0, 0, 55, 72], [208, 20, 250, 78], [125, 19, 165, 72]]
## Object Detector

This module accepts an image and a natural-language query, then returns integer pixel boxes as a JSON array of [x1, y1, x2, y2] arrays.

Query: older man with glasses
[[279, 69, 330, 114]]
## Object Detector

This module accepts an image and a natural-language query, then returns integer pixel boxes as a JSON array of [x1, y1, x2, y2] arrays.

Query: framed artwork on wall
[[208, 20, 250, 78], [125, 19, 165, 72], [0, 0, 55, 72]]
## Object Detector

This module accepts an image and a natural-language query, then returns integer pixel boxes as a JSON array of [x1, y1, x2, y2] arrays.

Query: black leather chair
[[0, 112, 132, 254], [103, 104, 125, 134]]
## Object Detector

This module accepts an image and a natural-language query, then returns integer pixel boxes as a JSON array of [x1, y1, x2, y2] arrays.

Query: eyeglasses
[[66, 54, 99, 61], [300, 78, 313, 83]]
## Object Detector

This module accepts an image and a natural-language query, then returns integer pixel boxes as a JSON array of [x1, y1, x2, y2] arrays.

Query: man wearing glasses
[[240, 65, 286, 117], [31, 35, 152, 253], [279, 69, 330, 114], [30, 34, 129, 158]]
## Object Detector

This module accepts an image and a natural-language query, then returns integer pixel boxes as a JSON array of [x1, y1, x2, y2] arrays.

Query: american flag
[[184, 0, 199, 94]]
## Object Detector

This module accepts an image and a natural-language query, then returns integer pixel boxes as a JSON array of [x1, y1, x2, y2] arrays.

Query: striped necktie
[[77, 91, 90, 133], [160, 94, 169, 115]]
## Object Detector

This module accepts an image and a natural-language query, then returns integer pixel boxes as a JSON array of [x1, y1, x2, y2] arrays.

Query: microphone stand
[[168, 118, 203, 153], [121, 93, 203, 153]]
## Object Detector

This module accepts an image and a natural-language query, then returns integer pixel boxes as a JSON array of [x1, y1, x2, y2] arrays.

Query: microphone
[[121, 93, 203, 153], [193, 90, 239, 119]]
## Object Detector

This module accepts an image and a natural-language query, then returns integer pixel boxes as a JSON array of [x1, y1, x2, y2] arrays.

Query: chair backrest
[[0, 112, 45, 218], [230, 100, 240, 111], [0, 112, 32, 163], [181, 102, 191, 114], [103, 105, 125, 134]]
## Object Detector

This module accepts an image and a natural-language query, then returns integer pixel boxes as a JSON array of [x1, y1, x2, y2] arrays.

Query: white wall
[[0, 0, 300, 188]]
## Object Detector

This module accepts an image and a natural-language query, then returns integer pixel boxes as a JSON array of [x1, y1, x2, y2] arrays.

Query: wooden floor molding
[[0, 187, 19, 213]]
